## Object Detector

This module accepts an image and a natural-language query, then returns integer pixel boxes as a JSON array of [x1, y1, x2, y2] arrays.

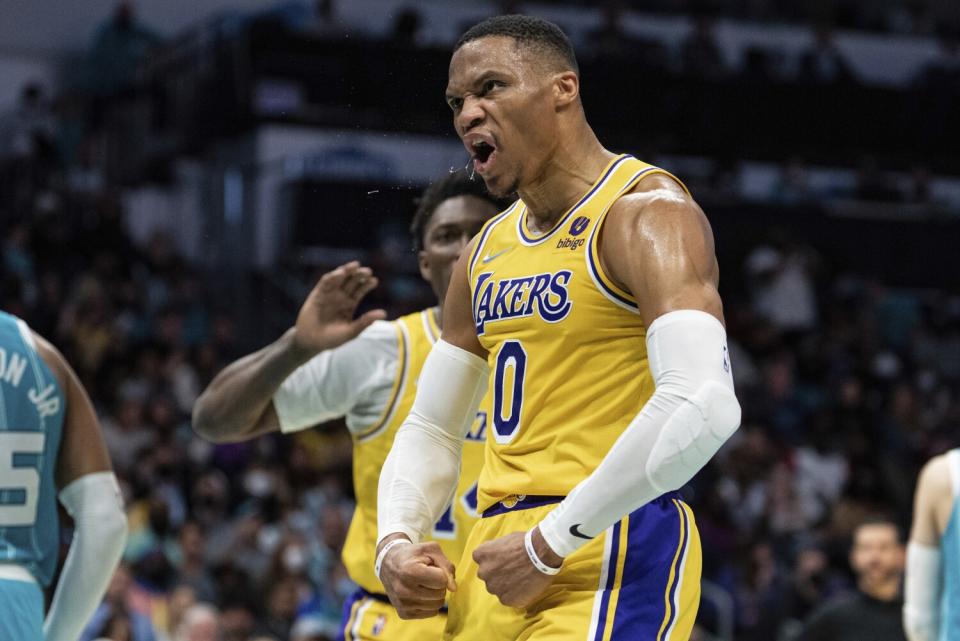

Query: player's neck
[[519, 131, 613, 233]]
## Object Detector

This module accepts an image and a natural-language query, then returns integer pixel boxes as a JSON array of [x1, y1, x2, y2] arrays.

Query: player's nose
[[457, 95, 485, 135]]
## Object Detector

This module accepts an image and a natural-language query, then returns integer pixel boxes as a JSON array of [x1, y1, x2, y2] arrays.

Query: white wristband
[[375, 538, 411, 581], [525, 529, 561, 576]]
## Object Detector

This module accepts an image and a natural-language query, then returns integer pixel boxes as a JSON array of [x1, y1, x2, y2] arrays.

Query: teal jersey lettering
[[0, 312, 65, 586]]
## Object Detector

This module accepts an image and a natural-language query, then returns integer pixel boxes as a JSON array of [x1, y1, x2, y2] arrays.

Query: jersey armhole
[[467, 200, 520, 283], [585, 167, 693, 314], [354, 321, 409, 442], [16, 319, 36, 350]]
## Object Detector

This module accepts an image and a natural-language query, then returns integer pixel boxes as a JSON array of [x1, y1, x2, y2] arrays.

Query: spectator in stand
[[795, 517, 907, 641], [84, 1, 162, 97], [173, 604, 219, 641], [0, 83, 58, 216], [745, 245, 819, 333], [81, 564, 158, 641], [155, 585, 196, 641]]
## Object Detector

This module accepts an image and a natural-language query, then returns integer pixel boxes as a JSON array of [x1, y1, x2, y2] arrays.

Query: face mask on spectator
[[244, 470, 274, 498], [283, 545, 307, 573]]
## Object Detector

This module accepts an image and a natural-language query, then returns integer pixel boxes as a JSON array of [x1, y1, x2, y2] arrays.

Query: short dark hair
[[854, 515, 904, 544], [410, 170, 505, 252], [455, 14, 579, 75]]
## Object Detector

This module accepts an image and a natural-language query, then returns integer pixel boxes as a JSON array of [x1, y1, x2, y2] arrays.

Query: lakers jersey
[[940, 449, 960, 640], [342, 308, 486, 593], [0, 312, 65, 586], [466, 155, 688, 512]]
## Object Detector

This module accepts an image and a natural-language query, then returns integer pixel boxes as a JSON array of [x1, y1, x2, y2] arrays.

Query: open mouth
[[470, 140, 497, 174]]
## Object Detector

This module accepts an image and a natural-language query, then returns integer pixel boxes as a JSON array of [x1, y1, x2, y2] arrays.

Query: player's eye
[[480, 80, 502, 95], [447, 96, 463, 112], [436, 229, 457, 243]]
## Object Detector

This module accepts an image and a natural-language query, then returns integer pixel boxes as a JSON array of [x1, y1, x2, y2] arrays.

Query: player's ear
[[553, 71, 579, 108]]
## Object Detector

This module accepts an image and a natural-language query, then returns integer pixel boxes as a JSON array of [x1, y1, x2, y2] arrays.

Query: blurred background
[[1, 0, 958, 639]]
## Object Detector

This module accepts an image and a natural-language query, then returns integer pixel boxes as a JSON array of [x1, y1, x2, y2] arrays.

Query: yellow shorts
[[445, 493, 701, 641], [339, 588, 445, 641]]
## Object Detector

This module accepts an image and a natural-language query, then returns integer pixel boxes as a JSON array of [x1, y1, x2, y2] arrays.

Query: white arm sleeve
[[377, 339, 489, 544], [44, 471, 128, 641], [904, 542, 942, 641], [274, 320, 399, 435], [538, 310, 741, 557]]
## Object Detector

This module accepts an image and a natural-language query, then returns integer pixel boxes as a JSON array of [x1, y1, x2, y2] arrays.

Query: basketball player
[[192, 170, 503, 641], [375, 15, 741, 640], [0, 312, 127, 640], [904, 450, 959, 640]]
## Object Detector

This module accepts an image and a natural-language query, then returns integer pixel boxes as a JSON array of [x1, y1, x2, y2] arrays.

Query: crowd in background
[[1, 2, 959, 641], [3, 153, 958, 641], [552, 0, 959, 37], [275, 0, 960, 88]]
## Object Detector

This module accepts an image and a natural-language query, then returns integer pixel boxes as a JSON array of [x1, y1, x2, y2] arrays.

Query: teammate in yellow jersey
[[375, 15, 742, 641], [192, 170, 504, 641]]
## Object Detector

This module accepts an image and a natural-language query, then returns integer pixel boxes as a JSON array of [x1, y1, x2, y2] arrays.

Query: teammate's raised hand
[[378, 538, 457, 619], [293, 261, 387, 355]]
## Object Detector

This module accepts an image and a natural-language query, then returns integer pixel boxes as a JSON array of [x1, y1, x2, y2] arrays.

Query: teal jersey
[[941, 449, 960, 641], [0, 312, 65, 586]]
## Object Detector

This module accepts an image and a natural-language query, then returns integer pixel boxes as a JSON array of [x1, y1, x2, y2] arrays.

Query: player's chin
[[481, 172, 518, 199]]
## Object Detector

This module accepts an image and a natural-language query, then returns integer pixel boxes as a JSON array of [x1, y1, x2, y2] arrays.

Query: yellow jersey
[[342, 308, 486, 593], [466, 155, 688, 513]]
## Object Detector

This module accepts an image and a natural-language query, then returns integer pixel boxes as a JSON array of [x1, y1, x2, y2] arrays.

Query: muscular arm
[[193, 262, 384, 443], [377, 243, 489, 547], [35, 336, 113, 487], [904, 455, 948, 641], [34, 333, 127, 641], [602, 176, 723, 326], [536, 178, 740, 559], [376, 243, 489, 618], [192, 329, 307, 442]]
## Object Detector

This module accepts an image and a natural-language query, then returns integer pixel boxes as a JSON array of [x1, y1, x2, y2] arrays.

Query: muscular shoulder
[[917, 453, 953, 497], [27, 328, 69, 392], [605, 173, 708, 243]]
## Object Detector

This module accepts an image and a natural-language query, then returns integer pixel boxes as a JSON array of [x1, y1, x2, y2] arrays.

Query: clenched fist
[[378, 536, 457, 619], [473, 527, 562, 608]]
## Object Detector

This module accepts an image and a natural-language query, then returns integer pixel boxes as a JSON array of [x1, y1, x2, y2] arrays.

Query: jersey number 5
[[0, 432, 45, 527]]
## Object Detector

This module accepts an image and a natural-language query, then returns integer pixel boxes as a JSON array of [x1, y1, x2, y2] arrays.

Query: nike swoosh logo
[[569, 524, 594, 540], [481, 248, 510, 263]]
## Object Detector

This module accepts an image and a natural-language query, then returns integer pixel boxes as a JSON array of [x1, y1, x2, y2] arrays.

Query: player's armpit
[[599, 188, 723, 328]]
